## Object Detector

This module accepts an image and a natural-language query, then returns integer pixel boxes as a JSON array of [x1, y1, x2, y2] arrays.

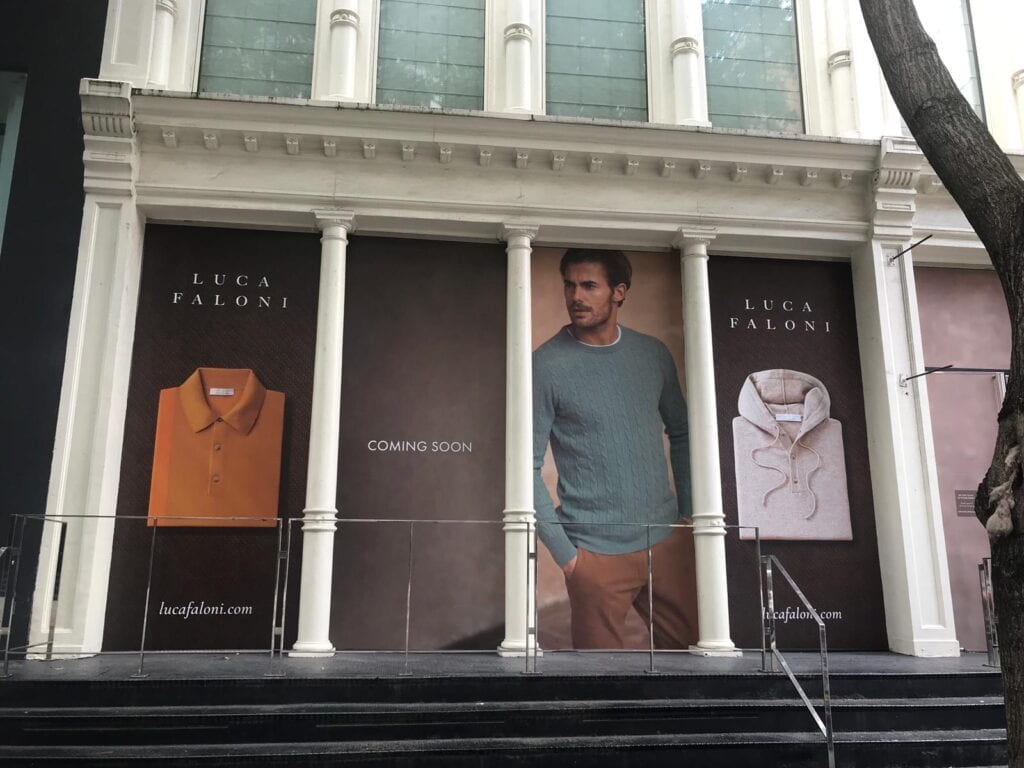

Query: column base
[[887, 637, 961, 658], [288, 640, 336, 658], [690, 641, 742, 657], [496, 641, 543, 658]]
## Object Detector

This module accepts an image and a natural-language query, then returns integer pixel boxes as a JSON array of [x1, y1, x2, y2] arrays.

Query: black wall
[[0, 1, 108, 645]]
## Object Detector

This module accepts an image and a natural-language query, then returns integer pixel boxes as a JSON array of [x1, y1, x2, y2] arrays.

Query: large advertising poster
[[532, 248, 695, 650], [330, 237, 507, 650], [104, 225, 320, 651], [710, 255, 887, 650], [915, 266, 1007, 651]]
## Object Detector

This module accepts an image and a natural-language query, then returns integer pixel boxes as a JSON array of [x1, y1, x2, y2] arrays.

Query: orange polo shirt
[[147, 368, 284, 527]]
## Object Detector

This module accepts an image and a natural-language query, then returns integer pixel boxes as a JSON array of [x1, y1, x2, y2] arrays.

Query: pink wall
[[915, 267, 1010, 651]]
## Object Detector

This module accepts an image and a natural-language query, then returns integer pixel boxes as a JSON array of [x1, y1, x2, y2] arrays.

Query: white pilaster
[[498, 223, 539, 656], [290, 209, 355, 657], [485, 0, 543, 114], [313, 0, 377, 102], [647, 0, 710, 126], [825, 0, 857, 138], [674, 227, 737, 655], [853, 138, 959, 657], [30, 80, 143, 656], [99, 0, 204, 91]]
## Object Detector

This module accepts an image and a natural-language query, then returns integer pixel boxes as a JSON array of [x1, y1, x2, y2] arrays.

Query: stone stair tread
[[0, 728, 1008, 759], [0, 694, 1004, 718]]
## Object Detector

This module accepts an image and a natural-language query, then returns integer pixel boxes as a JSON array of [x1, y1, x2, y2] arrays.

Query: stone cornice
[[132, 92, 877, 182]]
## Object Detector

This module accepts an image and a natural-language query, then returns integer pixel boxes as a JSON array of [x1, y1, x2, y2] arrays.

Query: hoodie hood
[[737, 369, 831, 445]]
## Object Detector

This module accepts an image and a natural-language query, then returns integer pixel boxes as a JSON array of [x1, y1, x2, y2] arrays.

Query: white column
[[669, 0, 710, 125], [327, 5, 360, 99], [290, 210, 355, 657], [484, 0, 543, 114], [503, 17, 533, 112], [30, 80, 142, 656], [675, 227, 738, 655], [498, 223, 539, 656], [825, 0, 857, 137], [147, 0, 177, 89], [312, 0, 376, 103]]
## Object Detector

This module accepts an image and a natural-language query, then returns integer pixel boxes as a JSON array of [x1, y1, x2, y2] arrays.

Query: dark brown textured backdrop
[[710, 255, 887, 650], [332, 237, 507, 650], [105, 224, 319, 651]]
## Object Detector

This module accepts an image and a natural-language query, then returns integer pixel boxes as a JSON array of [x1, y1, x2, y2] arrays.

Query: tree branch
[[859, 0, 1024, 290]]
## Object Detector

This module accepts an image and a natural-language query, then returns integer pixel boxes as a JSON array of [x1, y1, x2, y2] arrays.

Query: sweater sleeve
[[533, 354, 578, 568], [658, 345, 692, 519]]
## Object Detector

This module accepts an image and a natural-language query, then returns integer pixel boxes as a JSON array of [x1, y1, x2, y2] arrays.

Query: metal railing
[[979, 557, 999, 668], [760, 554, 835, 768], [2, 514, 287, 678], [2, 513, 769, 679]]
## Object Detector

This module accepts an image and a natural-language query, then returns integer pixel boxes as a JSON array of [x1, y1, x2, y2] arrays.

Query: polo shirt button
[[213, 443, 222, 451], [211, 474, 221, 483], [216, 417, 223, 422]]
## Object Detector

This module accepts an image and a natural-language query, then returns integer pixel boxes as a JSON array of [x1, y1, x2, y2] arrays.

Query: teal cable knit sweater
[[533, 325, 692, 567]]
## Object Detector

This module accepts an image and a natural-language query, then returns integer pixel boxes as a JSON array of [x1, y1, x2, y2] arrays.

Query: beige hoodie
[[733, 369, 852, 541]]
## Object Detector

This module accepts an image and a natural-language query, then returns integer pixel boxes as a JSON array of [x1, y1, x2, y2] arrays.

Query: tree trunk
[[859, 1, 1024, 764]]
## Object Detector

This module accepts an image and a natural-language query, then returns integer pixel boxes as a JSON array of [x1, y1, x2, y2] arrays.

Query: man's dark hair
[[559, 248, 632, 307]]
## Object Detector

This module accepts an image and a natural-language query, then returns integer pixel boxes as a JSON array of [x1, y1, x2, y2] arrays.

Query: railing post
[[764, 556, 776, 673], [645, 525, 656, 675], [133, 519, 159, 678], [401, 521, 414, 676], [264, 519, 287, 678], [979, 558, 1000, 668]]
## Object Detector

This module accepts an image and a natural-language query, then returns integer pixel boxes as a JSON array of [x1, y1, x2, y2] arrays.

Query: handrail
[[979, 557, 999, 668], [761, 554, 835, 768]]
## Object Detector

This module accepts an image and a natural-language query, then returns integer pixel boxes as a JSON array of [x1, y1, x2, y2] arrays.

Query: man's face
[[563, 261, 626, 332]]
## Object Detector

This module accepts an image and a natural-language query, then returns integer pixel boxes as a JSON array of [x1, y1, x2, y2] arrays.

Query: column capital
[[827, 50, 852, 74], [504, 22, 533, 41], [314, 209, 357, 234], [330, 8, 360, 29], [155, 0, 178, 15], [673, 225, 718, 253], [670, 36, 701, 57], [501, 223, 540, 242]]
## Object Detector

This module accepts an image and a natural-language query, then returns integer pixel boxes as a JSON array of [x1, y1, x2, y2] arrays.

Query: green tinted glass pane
[[376, 0, 485, 110], [702, 0, 803, 132], [199, 0, 316, 98], [545, 0, 647, 121]]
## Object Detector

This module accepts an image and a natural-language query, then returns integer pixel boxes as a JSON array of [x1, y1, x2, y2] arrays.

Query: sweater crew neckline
[[563, 324, 623, 352]]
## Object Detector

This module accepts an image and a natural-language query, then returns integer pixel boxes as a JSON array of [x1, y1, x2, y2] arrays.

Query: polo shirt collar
[[178, 368, 267, 435]]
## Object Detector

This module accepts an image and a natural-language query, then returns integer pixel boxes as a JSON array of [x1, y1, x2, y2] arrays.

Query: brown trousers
[[564, 526, 699, 649]]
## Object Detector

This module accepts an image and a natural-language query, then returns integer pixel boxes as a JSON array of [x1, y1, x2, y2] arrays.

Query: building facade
[[6, 0, 1024, 660]]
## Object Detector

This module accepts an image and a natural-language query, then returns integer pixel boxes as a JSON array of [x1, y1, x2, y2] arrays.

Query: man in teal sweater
[[533, 249, 698, 649]]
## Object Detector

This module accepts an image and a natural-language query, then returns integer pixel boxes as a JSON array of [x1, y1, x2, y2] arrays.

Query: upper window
[[0, 71, 27, 256], [198, 0, 317, 99], [376, 0, 486, 111], [545, 0, 648, 121], [702, 0, 804, 133], [912, 0, 985, 126]]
